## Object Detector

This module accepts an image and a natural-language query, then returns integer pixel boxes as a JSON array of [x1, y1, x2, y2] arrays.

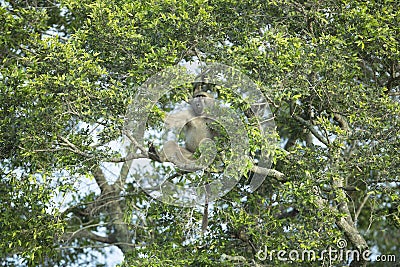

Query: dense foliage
[[1, 0, 399, 266]]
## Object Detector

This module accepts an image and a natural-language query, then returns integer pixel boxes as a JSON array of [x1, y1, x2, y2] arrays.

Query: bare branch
[[388, 91, 400, 96], [123, 130, 148, 156], [293, 114, 330, 146], [58, 135, 92, 158], [355, 194, 370, 224], [106, 153, 142, 163], [251, 166, 285, 181], [56, 242, 135, 250], [116, 157, 133, 192], [62, 225, 115, 244], [93, 166, 114, 194]]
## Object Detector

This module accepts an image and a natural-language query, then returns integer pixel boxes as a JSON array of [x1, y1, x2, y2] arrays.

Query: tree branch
[[62, 228, 115, 244], [388, 91, 400, 96], [91, 166, 134, 253], [332, 177, 354, 225], [147, 143, 285, 180], [123, 130, 149, 156], [58, 135, 92, 158], [313, 187, 368, 266], [251, 166, 285, 181], [292, 114, 330, 146], [355, 194, 370, 224], [93, 166, 114, 194]]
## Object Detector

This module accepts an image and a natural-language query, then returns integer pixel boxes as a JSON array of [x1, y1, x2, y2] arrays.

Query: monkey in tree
[[160, 91, 218, 171], [147, 90, 218, 233]]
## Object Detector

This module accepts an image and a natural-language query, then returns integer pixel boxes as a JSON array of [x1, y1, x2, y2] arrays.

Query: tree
[[0, 0, 399, 266]]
